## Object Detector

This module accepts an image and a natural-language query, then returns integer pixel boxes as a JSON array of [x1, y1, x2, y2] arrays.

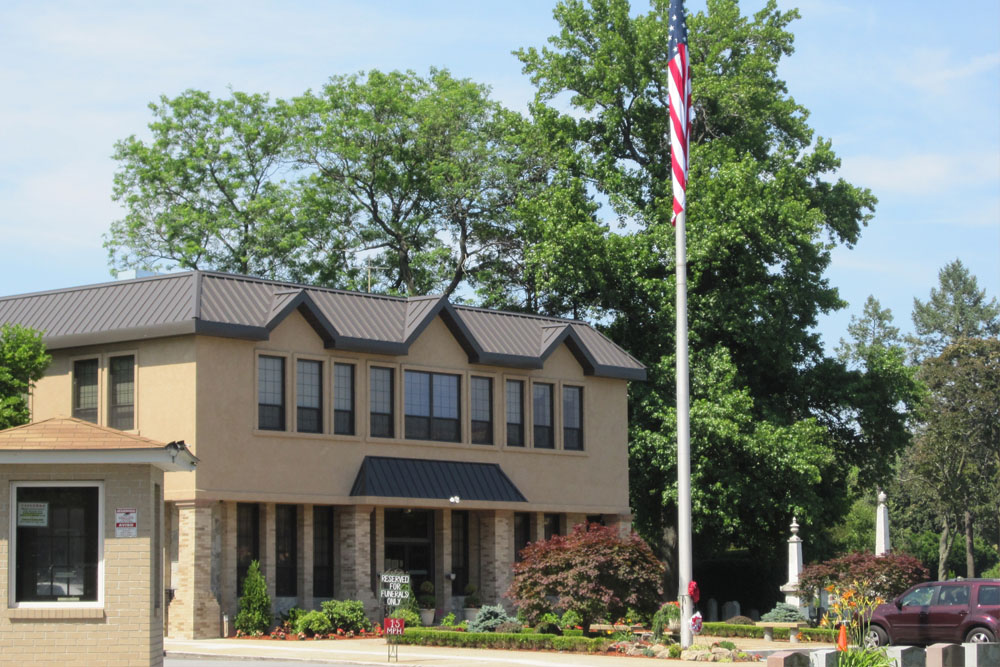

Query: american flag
[[668, 0, 691, 225]]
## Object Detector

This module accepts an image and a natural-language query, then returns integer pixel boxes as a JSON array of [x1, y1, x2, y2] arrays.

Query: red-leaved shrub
[[506, 523, 664, 625], [798, 551, 929, 602]]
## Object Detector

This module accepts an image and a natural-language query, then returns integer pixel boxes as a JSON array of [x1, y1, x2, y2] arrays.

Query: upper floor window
[[404, 370, 460, 442], [532, 383, 554, 448], [72, 359, 99, 423], [563, 386, 583, 451], [370, 367, 394, 438], [333, 363, 355, 435], [258, 356, 286, 431], [296, 359, 323, 434], [470, 376, 493, 445], [108, 355, 135, 430], [505, 380, 524, 447]]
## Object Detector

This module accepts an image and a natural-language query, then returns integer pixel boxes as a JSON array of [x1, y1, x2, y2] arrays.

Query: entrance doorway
[[384, 509, 434, 592]]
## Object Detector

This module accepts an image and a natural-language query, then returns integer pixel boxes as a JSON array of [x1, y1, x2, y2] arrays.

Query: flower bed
[[396, 628, 611, 652]]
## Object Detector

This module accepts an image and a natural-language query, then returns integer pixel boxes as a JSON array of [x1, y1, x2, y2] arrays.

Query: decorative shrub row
[[701, 622, 837, 642], [396, 628, 611, 652]]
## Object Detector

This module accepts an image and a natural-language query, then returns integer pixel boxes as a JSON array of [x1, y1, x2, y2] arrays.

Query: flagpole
[[675, 207, 693, 649]]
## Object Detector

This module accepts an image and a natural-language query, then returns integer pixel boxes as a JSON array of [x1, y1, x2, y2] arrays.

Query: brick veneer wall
[[0, 464, 165, 666]]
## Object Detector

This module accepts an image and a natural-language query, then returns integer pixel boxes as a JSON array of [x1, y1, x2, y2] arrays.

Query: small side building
[[0, 417, 196, 666]]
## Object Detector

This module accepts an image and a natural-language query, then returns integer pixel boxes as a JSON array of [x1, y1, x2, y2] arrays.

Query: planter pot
[[667, 619, 681, 634], [419, 609, 435, 626], [464, 608, 479, 623]]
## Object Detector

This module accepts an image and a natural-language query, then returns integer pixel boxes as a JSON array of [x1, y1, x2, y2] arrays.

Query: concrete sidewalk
[[165, 635, 835, 666]]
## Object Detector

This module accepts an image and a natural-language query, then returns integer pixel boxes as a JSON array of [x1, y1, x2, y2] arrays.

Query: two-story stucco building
[[0, 271, 645, 638]]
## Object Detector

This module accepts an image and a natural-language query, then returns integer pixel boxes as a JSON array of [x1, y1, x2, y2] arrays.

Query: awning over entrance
[[350, 456, 527, 503]]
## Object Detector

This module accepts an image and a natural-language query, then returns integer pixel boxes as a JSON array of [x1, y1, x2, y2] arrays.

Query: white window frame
[[8, 480, 105, 609]]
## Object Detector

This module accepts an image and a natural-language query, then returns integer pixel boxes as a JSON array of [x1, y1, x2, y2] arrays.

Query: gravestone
[[706, 597, 718, 622], [965, 642, 1000, 667], [721, 600, 740, 620], [887, 646, 927, 667], [875, 490, 891, 555]]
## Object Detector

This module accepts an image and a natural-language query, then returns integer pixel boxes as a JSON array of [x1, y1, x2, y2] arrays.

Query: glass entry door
[[384, 509, 434, 592]]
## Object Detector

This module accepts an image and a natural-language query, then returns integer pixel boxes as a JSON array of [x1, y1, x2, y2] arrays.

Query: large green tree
[[0, 324, 51, 429], [910, 259, 1000, 361], [516, 0, 882, 576]]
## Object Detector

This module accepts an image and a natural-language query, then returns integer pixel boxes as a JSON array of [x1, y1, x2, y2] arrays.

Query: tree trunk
[[965, 511, 975, 578], [938, 515, 954, 581]]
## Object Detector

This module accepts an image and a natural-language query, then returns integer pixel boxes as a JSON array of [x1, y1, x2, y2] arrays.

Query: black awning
[[350, 456, 527, 503]]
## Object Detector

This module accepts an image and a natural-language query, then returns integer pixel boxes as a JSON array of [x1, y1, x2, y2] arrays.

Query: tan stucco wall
[[0, 464, 165, 666], [191, 311, 631, 514]]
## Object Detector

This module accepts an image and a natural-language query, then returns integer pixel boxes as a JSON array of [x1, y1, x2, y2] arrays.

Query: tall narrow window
[[236, 503, 260, 593], [543, 513, 560, 540], [470, 377, 493, 445], [533, 383, 554, 448], [108, 355, 135, 430], [513, 512, 531, 562], [370, 367, 394, 438], [296, 359, 322, 433], [563, 386, 583, 451], [258, 356, 285, 431], [451, 510, 469, 595], [333, 363, 355, 435], [313, 506, 334, 598], [72, 359, 98, 423], [505, 380, 524, 447], [15, 485, 100, 602], [275, 504, 297, 597], [404, 371, 460, 442]]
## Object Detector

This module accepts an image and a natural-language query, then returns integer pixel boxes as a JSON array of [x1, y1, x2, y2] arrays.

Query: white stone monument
[[875, 490, 890, 556], [779, 517, 808, 615]]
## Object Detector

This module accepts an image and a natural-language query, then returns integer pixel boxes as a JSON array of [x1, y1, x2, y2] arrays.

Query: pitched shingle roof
[[0, 417, 198, 471], [0, 271, 645, 380]]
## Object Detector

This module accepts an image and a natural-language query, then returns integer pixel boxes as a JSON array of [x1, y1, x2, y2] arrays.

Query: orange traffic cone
[[837, 624, 848, 651]]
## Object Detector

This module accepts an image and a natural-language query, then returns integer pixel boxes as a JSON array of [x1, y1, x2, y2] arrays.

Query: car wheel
[[865, 625, 889, 648], [965, 627, 996, 643]]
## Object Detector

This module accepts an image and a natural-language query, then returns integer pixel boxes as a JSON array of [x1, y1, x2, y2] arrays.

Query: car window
[[901, 585, 939, 607], [979, 586, 1000, 605], [939, 585, 969, 606]]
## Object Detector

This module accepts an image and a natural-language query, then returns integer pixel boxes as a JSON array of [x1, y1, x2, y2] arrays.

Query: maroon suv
[[867, 579, 1000, 646]]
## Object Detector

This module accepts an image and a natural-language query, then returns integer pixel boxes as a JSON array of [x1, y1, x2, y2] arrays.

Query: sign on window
[[17, 502, 48, 527]]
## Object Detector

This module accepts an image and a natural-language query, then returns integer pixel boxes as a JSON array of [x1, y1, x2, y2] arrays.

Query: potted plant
[[418, 580, 436, 626], [462, 583, 481, 622]]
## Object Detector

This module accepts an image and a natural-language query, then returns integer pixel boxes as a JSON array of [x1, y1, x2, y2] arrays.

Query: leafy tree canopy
[[0, 324, 51, 430], [910, 259, 1000, 360]]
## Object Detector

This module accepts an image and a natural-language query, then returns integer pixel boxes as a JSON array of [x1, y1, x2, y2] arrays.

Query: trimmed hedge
[[397, 628, 610, 652], [701, 622, 837, 642]]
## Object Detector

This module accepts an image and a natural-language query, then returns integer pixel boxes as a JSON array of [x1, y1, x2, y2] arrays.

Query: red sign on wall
[[384, 617, 405, 635]]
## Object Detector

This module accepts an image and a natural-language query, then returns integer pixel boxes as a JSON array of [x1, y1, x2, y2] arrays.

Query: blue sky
[[0, 0, 997, 352]]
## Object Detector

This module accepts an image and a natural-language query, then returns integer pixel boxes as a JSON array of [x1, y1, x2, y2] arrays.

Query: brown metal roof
[[0, 271, 645, 380]]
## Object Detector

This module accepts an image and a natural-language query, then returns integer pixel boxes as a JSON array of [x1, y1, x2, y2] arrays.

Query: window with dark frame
[[404, 370, 460, 442], [275, 504, 297, 597], [108, 355, 135, 430], [313, 506, 334, 598], [15, 485, 99, 602], [296, 359, 322, 433], [543, 513, 560, 540], [513, 512, 531, 561], [562, 386, 583, 450], [333, 363, 355, 435], [505, 380, 524, 447], [451, 510, 469, 595], [532, 383, 554, 448], [369, 367, 394, 438], [470, 377, 493, 444], [258, 356, 286, 430], [72, 359, 98, 423], [236, 503, 260, 593]]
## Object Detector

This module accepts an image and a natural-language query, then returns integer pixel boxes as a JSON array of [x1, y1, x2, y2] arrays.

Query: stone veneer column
[[566, 513, 587, 532], [530, 512, 545, 543], [373, 506, 385, 578], [300, 504, 314, 611], [340, 505, 377, 613], [435, 509, 452, 616], [262, 503, 277, 604], [169, 501, 222, 639], [479, 510, 514, 608], [220, 501, 238, 632]]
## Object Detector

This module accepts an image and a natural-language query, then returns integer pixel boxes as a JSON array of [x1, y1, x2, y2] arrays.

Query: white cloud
[[894, 51, 1000, 89], [838, 151, 1000, 196]]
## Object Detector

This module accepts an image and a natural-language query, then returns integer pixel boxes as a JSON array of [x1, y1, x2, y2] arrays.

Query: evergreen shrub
[[760, 602, 807, 622], [468, 604, 515, 632], [321, 599, 372, 633], [234, 560, 272, 636]]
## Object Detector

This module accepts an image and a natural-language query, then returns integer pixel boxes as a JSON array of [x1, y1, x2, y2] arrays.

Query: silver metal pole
[[675, 209, 693, 648]]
